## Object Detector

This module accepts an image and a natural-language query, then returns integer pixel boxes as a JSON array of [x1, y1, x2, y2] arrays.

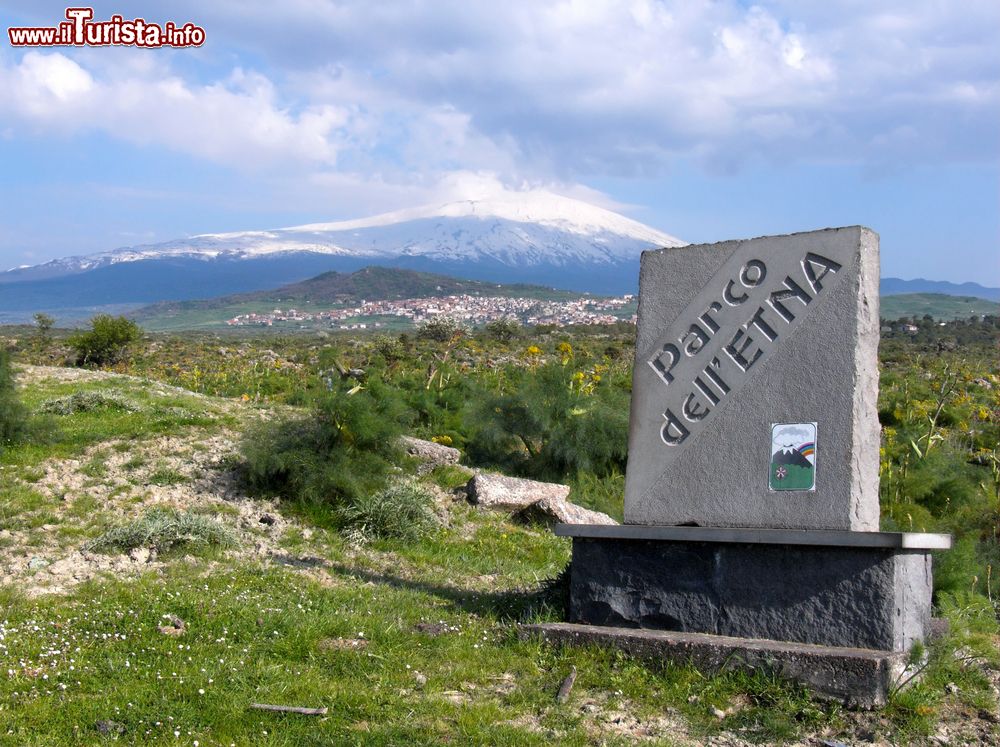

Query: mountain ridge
[[1, 191, 684, 283]]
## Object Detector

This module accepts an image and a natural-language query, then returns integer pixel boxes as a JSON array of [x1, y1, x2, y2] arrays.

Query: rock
[[514, 495, 618, 526], [128, 547, 151, 564], [413, 622, 451, 637], [27, 557, 49, 571], [466, 473, 570, 511], [158, 615, 185, 637], [413, 671, 427, 688], [95, 720, 124, 736], [399, 436, 461, 473]]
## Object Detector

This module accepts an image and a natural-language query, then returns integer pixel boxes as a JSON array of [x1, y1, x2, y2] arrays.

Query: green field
[[881, 293, 999, 321], [0, 323, 998, 744]]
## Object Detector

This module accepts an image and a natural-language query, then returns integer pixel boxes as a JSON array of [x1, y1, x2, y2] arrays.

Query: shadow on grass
[[320, 560, 570, 623]]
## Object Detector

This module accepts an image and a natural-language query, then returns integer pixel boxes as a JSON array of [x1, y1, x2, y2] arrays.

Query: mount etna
[[0, 191, 682, 320], [1, 191, 996, 324]]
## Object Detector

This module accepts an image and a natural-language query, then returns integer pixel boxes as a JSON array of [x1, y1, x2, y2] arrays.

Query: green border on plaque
[[770, 423, 816, 492]]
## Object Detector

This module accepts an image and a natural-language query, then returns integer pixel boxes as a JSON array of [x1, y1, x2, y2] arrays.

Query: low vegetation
[[86, 508, 238, 554], [39, 389, 141, 415], [0, 315, 997, 744], [337, 479, 438, 542]]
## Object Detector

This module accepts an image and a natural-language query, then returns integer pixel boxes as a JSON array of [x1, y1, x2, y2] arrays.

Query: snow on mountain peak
[[285, 189, 683, 247], [4, 188, 686, 279]]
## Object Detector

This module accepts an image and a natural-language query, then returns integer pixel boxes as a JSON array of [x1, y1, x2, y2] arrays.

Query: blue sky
[[1, 0, 997, 284]]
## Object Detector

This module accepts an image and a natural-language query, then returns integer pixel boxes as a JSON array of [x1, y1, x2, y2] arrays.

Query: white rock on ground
[[466, 473, 570, 510], [514, 495, 618, 526], [399, 436, 462, 474], [466, 473, 617, 525]]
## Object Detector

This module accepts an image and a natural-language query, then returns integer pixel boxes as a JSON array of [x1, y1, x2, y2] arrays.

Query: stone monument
[[523, 227, 951, 706]]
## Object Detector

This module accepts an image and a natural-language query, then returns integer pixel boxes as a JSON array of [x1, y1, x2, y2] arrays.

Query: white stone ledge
[[554, 523, 952, 550]]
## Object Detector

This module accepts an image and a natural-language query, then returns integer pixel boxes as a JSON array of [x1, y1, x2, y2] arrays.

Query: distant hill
[[133, 266, 593, 330], [881, 278, 1000, 302], [880, 293, 1000, 321]]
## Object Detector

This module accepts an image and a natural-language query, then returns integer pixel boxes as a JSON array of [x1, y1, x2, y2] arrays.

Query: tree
[[33, 313, 55, 342], [69, 314, 142, 367]]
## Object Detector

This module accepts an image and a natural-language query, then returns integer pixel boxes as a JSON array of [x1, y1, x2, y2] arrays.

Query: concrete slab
[[568, 536, 933, 651], [625, 227, 881, 531], [553, 523, 952, 549], [520, 622, 910, 708]]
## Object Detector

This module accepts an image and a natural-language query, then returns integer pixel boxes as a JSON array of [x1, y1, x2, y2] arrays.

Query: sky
[[0, 1, 997, 285]]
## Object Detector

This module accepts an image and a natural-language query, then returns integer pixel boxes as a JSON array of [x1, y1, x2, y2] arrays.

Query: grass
[[0, 563, 834, 746], [0, 342, 997, 744], [4, 378, 239, 469], [1, 548, 991, 746], [147, 467, 190, 486], [85, 508, 238, 555], [337, 479, 438, 542]]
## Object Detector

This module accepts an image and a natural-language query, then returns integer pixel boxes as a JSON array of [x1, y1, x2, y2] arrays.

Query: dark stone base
[[568, 536, 934, 652], [520, 622, 910, 708]]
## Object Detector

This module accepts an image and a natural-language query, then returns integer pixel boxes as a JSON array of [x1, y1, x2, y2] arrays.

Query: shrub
[[466, 362, 629, 480], [86, 508, 237, 554], [39, 390, 141, 415], [69, 314, 142, 367], [417, 317, 467, 342], [0, 348, 28, 450], [241, 379, 408, 510], [372, 334, 404, 364], [484, 317, 521, 342], [337, 479, 437, 542]]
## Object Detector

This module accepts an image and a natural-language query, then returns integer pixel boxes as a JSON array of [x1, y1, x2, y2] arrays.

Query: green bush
[[241, 379, 408, 511], [416, 317, 466, 342], [466, 362, 629, 480], [0, 348, 28, 451], [484, 317, 521, 342], [372, 334, 404, 364], [69, 314, 142, 367], [338, 479, 437, 542], [86, 508, 237, 554]]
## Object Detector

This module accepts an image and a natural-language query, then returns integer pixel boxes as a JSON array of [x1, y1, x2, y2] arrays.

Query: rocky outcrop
[[513, 495, 618, 526], [466, 473, 617, 526], [466, 473, 570, 510]]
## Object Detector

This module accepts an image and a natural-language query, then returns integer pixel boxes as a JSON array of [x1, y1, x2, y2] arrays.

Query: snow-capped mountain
[[3, 191, 683, 281], [0, 190, 684, 318]]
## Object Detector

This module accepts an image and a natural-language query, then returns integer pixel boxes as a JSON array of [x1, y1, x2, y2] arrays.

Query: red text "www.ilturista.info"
[[8, 7, 205, 48]]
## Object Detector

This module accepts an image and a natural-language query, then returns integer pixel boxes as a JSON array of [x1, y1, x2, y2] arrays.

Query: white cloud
[[0, 51, 346, 169], [1, 0, 996, 188]]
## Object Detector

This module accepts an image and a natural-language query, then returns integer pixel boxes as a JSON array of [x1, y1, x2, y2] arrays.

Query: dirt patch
[[1, 366, 308, 595]]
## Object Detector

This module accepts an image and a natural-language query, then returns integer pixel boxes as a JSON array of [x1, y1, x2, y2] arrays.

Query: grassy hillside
[[881, 293, 999, 320], [2, 326, 999, 744], [134, 266, 591, 331]]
